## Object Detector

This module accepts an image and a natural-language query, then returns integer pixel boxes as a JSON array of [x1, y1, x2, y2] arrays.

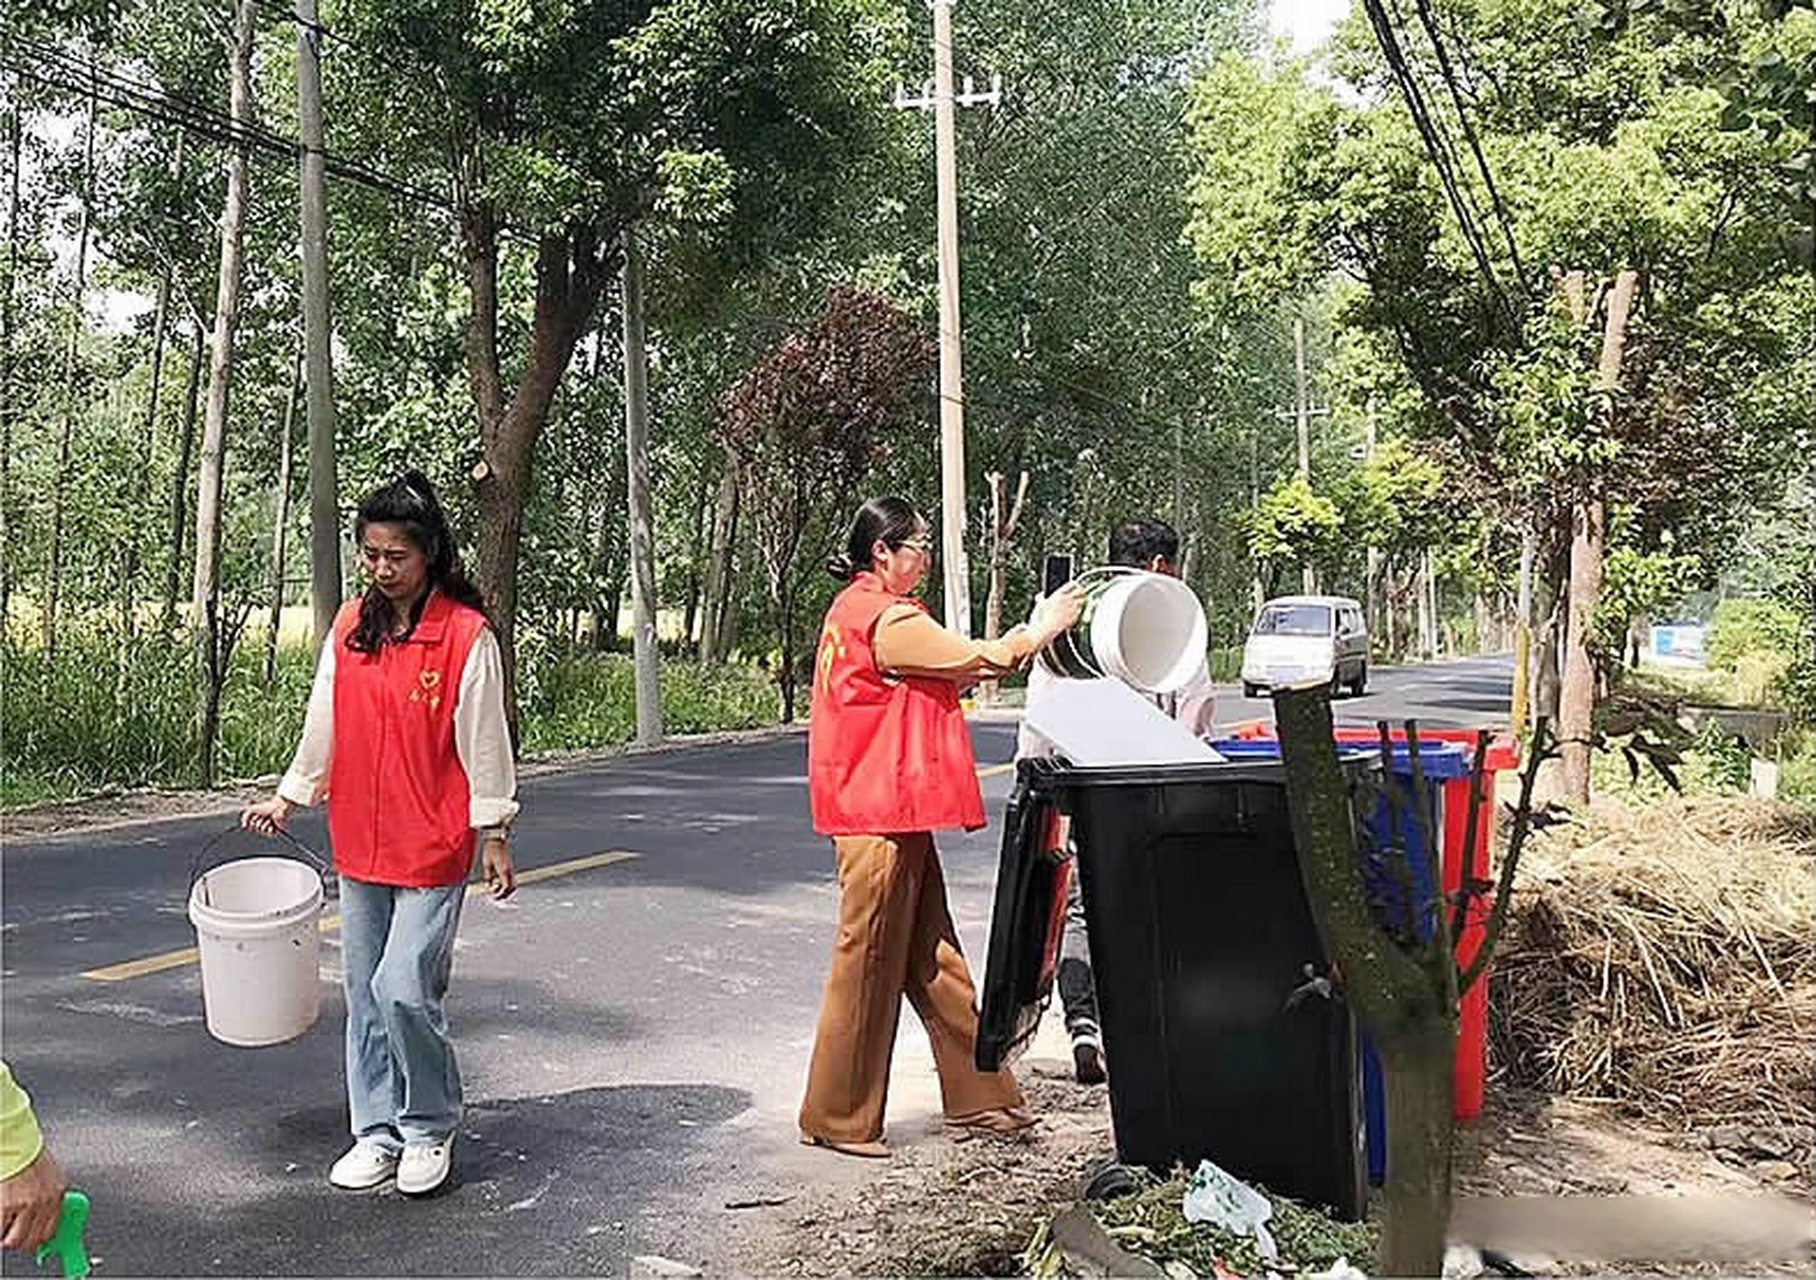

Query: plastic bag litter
[[1304, 1258, 1368, 1280], [1182, 1159, 1278, 1262]]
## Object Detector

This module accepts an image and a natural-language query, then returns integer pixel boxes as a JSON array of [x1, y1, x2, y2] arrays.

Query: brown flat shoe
[[800, 1132, 891, 1159], [945, 1106, 1038, 1141]]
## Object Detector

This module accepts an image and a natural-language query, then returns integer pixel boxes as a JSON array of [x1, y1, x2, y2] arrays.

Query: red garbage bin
[[1227, 720, 1518, 1120]]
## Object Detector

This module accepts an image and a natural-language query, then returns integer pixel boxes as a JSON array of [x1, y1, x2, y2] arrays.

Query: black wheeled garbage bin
[[978, 756, 1371, 1220]]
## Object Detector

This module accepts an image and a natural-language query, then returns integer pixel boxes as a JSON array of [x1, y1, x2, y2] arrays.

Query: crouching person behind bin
[[242, 471, 518, 1197], [799, 496, 1084, 1158], [1017, 517, 1217, 1084]]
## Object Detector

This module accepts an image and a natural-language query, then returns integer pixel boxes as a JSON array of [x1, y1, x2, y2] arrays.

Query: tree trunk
[[44, 83, 97, 662], [162, 318, 206, 634], [682, 458, 711, 647], [1273, 684, 1458, 1278], [264, 350, 299, 688], [1558, 268, 1639, 805], [1377, 1030, 1458, 1276], [1385, 564, 1399, 659], [296, 0, 341, 651], [697, 460, 738, 663], [980, 469, 1029, 705], [0, 97, 23, 634], [777, 584, 798, 723], [621, 225, 662, 744], [587, 489, 617, 649], [193, 0, 258, 786], [122, 182, 180, 648], [461, 200, 614, 737]]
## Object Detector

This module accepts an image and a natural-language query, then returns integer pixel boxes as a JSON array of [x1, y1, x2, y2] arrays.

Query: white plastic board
[[1023, 677, 1227, 766]]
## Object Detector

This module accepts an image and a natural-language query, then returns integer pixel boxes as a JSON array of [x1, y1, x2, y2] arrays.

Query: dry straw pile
[[1491, 797, 1815, 1129]]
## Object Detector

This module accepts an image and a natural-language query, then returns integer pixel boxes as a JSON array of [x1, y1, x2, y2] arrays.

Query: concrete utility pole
[[1271, 316, 1328, 595], [1365, 398, 1379, 634], [622, 225, 663, 745], [1511, 525, 1534, 737], [1294, 316, 1312, 486], [895, 1, 1000, 637], [295, 0, 341, 651]]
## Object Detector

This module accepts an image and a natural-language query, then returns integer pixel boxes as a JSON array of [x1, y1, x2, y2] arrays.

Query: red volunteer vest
[[807, 574, 986, 836], [328, 590, 488, 887]]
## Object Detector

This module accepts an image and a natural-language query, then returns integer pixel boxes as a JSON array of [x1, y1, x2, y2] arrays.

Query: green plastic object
[[33, 1189, 90, 1279]]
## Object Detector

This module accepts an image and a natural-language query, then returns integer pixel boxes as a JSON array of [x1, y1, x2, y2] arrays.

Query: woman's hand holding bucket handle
[[1029, 583, 1086, 648], [241, 796, 295, 836], [481, 835, 516, 900]]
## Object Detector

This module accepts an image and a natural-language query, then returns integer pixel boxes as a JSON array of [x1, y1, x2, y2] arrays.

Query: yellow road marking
[[493, 849, 637, 890], [80, 850, 640, 983]]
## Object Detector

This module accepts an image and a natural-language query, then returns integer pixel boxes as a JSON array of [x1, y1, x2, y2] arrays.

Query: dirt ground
[[735, 1049, 1812, 1277]]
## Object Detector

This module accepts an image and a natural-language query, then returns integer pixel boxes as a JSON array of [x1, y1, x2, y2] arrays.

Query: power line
[[6, 35, 457, 219], [1407, 0, 1527, 293], [1361, 0, 1516, 331]]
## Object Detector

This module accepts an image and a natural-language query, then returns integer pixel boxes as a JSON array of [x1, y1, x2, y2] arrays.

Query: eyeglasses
[[897, 538, 933, 557]]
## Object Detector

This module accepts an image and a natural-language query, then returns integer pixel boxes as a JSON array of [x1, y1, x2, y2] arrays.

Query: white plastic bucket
[[1087, 572, 1209, 694], [188, 856, 324, 1047]]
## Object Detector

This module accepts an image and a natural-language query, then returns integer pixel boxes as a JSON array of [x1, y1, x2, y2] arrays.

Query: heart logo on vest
[[412, 667, 443, 712]]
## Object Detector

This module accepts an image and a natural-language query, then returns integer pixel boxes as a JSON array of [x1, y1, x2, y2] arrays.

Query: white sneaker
[[328, 1141, 398, 1190], [397, 1139, 454, 1195]]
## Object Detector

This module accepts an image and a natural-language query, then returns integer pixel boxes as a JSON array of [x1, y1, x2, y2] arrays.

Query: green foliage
[[1247, 475, 1342, 584], [2, 629, 781, 807], [1777, 655, 1816, 727], [0, 630, 312, 804], [1185, 0, 1815, 593], [517, 650, 777, 753], [1023, 1166, 1376, 1279], [1590, 715, 1755, 800], [1599, 541, 1703, 645], [1707, 597, 1804, 670], [1777, 729, 1816, 807]]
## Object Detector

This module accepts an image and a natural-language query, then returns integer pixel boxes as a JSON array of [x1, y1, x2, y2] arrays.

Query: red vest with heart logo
[[807, 574, 986, 836], [328, 590, 487, 886]]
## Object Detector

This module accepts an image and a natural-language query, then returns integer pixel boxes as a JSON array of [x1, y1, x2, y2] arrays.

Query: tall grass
[[1, 630, 314, 806], [3, 631, 780, 807], [519, 648, 779, 753]]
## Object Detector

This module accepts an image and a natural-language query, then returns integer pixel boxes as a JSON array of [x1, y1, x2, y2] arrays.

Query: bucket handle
[[1038, 564, 1143, 682], [189, 824, 335, 907]]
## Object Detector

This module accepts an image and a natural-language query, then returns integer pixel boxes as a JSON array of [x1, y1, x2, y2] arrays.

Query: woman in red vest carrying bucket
[[799, 496, 1082, 1157], [241, 472, 517, 1198]]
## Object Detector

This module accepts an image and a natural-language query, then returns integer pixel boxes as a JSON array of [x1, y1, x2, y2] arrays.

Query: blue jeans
[[337, 877, 466, 1153]]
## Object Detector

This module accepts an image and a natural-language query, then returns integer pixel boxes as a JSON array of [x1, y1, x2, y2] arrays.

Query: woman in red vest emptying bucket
[[241, 471, 517, 1198], [800, 496, 1083, 1158]]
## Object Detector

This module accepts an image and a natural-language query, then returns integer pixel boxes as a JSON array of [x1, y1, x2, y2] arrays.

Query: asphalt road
[[0, 656, 1510, 1276]]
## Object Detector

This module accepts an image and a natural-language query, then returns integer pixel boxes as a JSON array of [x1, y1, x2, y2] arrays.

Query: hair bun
[[398, 469, 438, 503], [826, 552, 856, 582]]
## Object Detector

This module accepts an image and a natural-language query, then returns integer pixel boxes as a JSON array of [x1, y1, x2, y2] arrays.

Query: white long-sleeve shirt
[[277, 628, 520, 831]]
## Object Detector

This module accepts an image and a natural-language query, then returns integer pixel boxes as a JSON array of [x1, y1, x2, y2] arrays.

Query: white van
[[1240, 595, 1369, 698]]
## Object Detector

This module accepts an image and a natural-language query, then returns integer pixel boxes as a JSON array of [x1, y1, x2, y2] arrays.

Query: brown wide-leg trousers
[[798, 831, 1023, 1144]]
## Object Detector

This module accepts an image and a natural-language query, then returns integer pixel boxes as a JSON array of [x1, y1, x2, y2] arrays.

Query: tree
[[1247, 475, 1342, 597], [1274, 687, 1551, 1276], [337, 0, 894, 716], [191, 0, 258, 785], [1184, 0, 1814, 794], [720, 286, 934, 721]]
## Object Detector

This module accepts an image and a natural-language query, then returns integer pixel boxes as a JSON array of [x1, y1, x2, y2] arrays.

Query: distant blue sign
[[1650, 624, 1707, 661]]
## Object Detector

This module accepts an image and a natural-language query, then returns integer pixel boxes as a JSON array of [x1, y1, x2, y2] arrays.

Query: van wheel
[[1242, 682, 1261, 699], [1350, 665, 1368, 697]]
